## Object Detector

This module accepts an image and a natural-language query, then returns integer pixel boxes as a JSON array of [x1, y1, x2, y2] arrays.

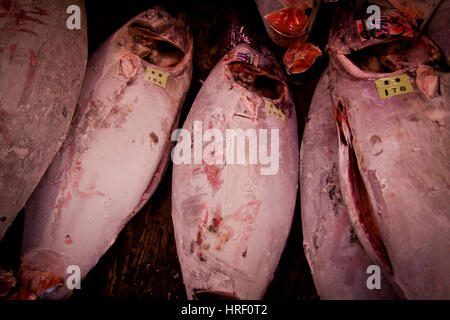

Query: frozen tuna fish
[[329, 3, 450, 299], [0, 0, 87, 240], [172, 44, 298, 299], [300, 69, 396, 299], [15, 7, 193, 299]]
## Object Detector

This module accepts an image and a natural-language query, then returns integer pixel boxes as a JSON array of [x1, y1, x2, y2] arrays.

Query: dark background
[[0, 0, 338, 300]]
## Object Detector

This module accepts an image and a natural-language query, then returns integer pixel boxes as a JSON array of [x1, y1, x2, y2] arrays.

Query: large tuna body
[[17, 7, 193, 299], [0, 0, 87, 240], [300, 70, 396, 299], [172, 44, 298, 299], [329, 3, 450, 299]]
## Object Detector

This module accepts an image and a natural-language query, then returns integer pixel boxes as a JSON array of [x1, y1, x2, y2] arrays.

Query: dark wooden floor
[[0, 0, 338, 300]]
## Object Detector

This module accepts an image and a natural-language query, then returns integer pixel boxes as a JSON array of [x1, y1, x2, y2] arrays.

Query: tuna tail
[[6, 267, 63, 300], [10, 249, 65, 300], [0, 267, 55, 300]]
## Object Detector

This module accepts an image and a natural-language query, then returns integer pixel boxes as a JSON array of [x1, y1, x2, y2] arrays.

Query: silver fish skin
[[300, 69, 397, 300], [329, 3, 450, 299], [172, 44, 298, 299], [17, 7, 193, 299], [0, 0, 87, 240]]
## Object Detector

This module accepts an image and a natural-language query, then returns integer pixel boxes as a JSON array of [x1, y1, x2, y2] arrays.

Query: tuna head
[[0, 0, 87, 241], [172, 43, 299, 299], [15, 7, 193, 300], [328, 2, 450, 299]]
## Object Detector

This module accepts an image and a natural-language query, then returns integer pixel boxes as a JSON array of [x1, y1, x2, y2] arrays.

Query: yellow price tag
[[375, 74, 414, 99], [145, 67, 168, 88], [265, 101, 285, 121]]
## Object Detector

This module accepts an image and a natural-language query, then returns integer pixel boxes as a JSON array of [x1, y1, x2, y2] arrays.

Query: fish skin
[[426, 0, 450, 63], [300, 69, 397, 300], [329, 3, 450, 299], [386, 0, 442, 28], [17, 7, 193, 299], [0, 0, 87, 241], [172, 44, 298, 299]]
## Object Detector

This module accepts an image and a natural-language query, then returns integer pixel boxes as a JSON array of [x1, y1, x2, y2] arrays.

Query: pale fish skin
[[426, 0, 450, 63], [17, 7, 193, 299], [300, 69, 397, 300], [0, 0, 87, 240], [329, 3, 450, 299], [172, 44, 299, 299]]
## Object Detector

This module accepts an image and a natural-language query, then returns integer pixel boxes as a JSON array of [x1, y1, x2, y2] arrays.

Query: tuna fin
[[13, 249, 65, 299], [334, 101, 393, 275]]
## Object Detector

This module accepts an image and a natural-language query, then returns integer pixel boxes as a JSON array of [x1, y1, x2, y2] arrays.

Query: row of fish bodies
[[1, 0, 449, 300], [0, 1, 297, 300]]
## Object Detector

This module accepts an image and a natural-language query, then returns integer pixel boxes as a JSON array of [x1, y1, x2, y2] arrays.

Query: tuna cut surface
[[0, 0, 88, 241], [300, 69, 397, 299], [16, 7, 193, 299], [172, 44, 299, 299], [329, 2, 450, 299]]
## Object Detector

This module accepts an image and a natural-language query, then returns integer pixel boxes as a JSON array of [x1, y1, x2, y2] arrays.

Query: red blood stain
[[224, 201, 262, 223], [195, 203, 209, 258], [71, 165, 106, 199], [233, 225, 253, 264], [212, 203, 223, 228], [64, 235, 73, 245], [196, 203, 209, 247], [0, 0, 47, 36], [203, 164, 222, 190]]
